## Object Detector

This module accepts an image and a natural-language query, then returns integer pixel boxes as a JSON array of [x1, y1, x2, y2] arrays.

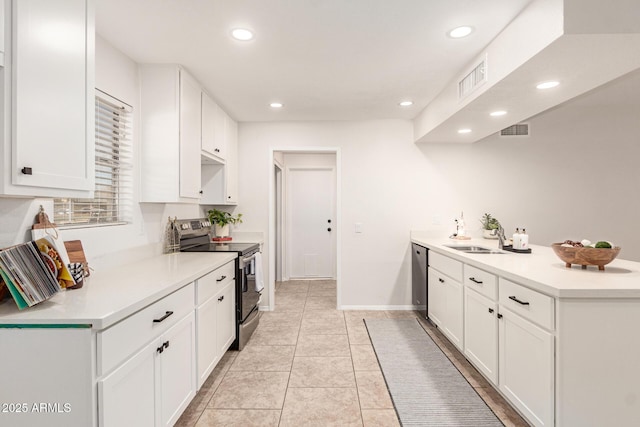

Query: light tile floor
[[176, 280, 528, 427]]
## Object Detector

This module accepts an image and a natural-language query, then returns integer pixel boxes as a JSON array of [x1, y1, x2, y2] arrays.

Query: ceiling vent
[[458, 56, 487, 99], [500, 123, 529, 136]]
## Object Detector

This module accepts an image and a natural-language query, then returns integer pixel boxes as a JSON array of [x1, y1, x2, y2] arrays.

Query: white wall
[[239, 70, 640, 308], [240, 120, 433, 309]]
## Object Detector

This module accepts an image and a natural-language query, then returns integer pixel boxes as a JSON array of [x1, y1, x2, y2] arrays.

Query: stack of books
[[0, 238, 76, 310]]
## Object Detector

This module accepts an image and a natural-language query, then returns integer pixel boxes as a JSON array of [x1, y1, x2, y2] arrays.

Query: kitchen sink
[[444, 245, 504, 254]]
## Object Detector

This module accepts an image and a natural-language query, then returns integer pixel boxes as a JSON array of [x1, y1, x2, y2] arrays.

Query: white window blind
[[54, 91, 133, 227]]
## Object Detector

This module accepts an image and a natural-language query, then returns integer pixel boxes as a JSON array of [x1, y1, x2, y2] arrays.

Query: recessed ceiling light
[[270, 102, 283, 108], [231, 28, 254, 41], [448, 26, 474, 38], [536, 81, 559, 90], [399, 101, 413, 107], [490, 110, 507, 117], [458, 128, 472, 134]]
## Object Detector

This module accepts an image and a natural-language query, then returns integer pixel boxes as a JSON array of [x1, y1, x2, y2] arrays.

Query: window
[[54, 90, 133, 227]]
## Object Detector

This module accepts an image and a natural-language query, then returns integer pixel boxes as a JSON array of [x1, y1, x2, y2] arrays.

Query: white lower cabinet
[[427, 266, 463, 350], [498, 308, 554, 427], [464, 287, 498, 384], [99, 312, 196, 427], [196, 280, 235, 389]]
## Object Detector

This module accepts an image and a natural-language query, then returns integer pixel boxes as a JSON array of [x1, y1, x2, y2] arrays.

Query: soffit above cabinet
[[413, 0, 640, 144]]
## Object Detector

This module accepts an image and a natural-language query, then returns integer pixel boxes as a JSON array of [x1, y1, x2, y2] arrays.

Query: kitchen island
[[0, 249, 237, 427], [411, 231, 640, 427]]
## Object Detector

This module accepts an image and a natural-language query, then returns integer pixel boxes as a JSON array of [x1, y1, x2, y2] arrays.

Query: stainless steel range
[[177, 218, 261, 350]]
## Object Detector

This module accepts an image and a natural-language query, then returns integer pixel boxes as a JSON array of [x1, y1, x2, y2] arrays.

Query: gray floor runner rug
[[364, 318, 503, 427]]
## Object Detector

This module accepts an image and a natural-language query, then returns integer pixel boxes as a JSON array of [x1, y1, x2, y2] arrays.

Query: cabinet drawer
[[499, 279, 554, 330], [429, 251, 463, 283], [98, 283, 195, 376], [196, 260, 235, 305], [464, 264, 497, 300]]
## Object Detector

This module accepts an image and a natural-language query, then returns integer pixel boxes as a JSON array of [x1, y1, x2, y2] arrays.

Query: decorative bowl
[[551, 243, 621, 271]]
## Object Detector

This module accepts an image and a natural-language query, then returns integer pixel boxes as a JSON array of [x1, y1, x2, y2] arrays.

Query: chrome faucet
[[497, 225, 507, 249]]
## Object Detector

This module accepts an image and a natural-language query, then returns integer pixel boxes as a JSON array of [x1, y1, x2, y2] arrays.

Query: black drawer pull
[[21, 167, 33, 175], [218, 295, 224, 302], [469, 277, 483, 284], [157, 345, 164, 354], [216, 275, 227, 282], [508, 296, 530, 306], [153, 311, 174, 323], [488, 308, 494, 314], [438, 278, 445, 283], [163, 340, 170, 350], [497, 313, 503, 319]]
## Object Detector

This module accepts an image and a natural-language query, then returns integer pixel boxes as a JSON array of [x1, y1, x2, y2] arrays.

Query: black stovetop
[[181, 242, 259, 255]]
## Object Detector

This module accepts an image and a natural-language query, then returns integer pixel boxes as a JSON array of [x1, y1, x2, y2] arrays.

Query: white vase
[[483, 229, 498, 239], [214, 224, 230, 237]]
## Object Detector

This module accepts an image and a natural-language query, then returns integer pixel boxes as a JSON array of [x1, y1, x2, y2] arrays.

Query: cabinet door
[[201, 92, 225, 160], [499, 308, 554, 427], [99, 339, 158, 427], [464, 288, 498, 384], [216, 281, 236, 355], [443, 277, 463, 350], [12, 0, 94, 194], [225, 118, 238, 203], [427, 268, 445, 327], [158, 312, 196, 427], [196, 295, 218, 389], [179, 70, 202, 199]]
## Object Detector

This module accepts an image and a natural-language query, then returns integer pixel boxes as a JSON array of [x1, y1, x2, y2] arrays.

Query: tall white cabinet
[[0, 0, 95, 198], [139, 65, 202, 202]]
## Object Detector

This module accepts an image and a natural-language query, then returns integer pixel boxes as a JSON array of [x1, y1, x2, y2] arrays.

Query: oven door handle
[[241, 253, 257, 264]]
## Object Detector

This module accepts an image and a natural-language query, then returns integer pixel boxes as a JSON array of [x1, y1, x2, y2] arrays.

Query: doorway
[[269, 149, 341, 311]]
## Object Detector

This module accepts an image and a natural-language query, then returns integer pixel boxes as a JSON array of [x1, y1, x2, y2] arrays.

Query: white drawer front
[[464, 264, 497, 300], [98, 283, 195, 376], [499, 279, 554, 330], [430, 251, 463, 283], [196, 260, 236, 305]]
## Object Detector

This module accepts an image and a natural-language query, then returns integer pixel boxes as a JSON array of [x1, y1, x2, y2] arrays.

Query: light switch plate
[[355, 222, 363, 233]]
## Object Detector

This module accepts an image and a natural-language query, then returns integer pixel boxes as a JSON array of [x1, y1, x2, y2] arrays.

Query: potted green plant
[[480, 213, 500, 239], [208, 209, 243, 238]]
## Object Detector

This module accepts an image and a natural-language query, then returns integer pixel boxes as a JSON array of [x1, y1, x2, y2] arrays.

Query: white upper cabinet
[[201, 91, 226, 162], [200, 111, 238, 205], [139, 64, 201, 202], [1, 0, 95, 197]]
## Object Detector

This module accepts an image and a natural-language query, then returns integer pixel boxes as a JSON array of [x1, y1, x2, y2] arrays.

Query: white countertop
[[0, 251, 237, 329], [411, 231, 640, 298]]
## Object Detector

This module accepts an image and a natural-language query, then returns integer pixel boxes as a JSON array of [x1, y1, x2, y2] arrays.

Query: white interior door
[[287, 167, 335, 278]]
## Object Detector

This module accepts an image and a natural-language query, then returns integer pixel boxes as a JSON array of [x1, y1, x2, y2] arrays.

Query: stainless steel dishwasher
[[411, 243, 428, 318]]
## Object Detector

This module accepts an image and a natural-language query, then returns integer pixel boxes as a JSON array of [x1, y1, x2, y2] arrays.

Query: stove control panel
[[175, 218, 212, 236]]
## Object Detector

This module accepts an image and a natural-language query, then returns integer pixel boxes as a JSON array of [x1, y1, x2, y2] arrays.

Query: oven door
[[240, 252, 262, 322]]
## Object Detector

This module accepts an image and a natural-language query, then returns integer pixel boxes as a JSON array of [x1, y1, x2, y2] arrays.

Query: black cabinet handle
[[508, 296, 530, 306], [438, 278, 445, 283], [497, 313, 503, 319], [416, 250, 421, 255], [469, 277, 483, 284], [163, 341, 170, 349], [199, 190, 203, 194], [216, 275, 227, 282], [21, 167, 33, 175], [327, 228, 332, 232], [328, 219, 331, 223], [214, 148, 220, 152], [157, 345, 164, 354], [153, 311, 174, 323], [488, 308, 494, 314], [218, 295, 224, 302]]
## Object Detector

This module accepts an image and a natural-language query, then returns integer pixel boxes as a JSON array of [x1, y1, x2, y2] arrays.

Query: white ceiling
[[96, 0, 533, 122]]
